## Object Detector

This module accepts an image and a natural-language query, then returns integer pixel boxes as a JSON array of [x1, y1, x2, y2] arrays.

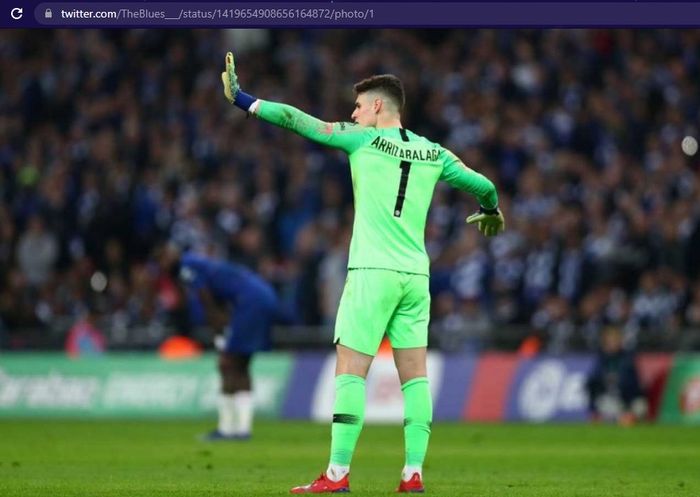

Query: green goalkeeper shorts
[[333, 268, 430, 356]]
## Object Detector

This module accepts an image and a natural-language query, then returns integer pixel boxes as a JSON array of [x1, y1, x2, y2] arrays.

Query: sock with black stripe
[[402, 377, 432, 479], [327, 374, 365, 480]]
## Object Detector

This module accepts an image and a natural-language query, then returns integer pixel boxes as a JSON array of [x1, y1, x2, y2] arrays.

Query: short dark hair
[[353, 74, 405, 112]]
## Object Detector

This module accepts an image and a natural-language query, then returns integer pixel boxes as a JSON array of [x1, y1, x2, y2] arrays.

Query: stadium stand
[[1, 29, 700, 352]]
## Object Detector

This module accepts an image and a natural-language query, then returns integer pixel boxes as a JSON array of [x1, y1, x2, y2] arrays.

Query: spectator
[[531, 295, 576, 354], [16, 214, 58, 288], [586, 326, 647, 425], [1, 30, 700, 350], [431, 294, 492, 353], [65, 307, 107, 357]]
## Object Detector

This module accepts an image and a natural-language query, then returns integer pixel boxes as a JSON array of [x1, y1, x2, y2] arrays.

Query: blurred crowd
[[1, 29, 700, 352]]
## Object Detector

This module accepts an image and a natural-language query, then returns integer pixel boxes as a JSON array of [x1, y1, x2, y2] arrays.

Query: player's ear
[[373, 98, 383, 114]]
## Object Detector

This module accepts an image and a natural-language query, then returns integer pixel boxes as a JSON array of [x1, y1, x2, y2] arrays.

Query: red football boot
[[290, 473, 350, 494], [397, 473, 424, 493]]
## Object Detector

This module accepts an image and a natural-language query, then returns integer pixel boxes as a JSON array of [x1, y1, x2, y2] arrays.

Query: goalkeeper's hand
[[221, 51, 239, 104], [466, 206, 505, 237]]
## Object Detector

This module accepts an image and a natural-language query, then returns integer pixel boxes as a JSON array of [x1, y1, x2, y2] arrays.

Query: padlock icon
[[45, 8, 53, 19]]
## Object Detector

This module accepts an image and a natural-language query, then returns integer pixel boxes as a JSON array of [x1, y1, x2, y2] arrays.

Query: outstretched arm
[[254, 101, 370, 154], [221, 52, 369, 154], [440, 149, 505, 237]]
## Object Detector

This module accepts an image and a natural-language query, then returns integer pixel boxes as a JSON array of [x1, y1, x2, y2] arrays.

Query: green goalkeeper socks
[[329, 374, 366, 466], [328, 375, 431, 471], [402, 377, 432, 467]]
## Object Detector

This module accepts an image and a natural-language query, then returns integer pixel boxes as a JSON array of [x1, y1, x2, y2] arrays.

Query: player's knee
[[218, 354, 234, 375], [219, 353, 250, 375], [397, 366, 427, 385], [219, 353, 252, 393], [393, 348, 427, 384], [335, 345, 372, 378]]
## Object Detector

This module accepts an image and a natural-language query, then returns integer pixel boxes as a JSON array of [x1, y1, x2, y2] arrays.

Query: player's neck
[[375, 114, 402, 129]]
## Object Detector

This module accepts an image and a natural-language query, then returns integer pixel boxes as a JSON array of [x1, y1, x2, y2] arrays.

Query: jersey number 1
[[393, 161, 412, 217]]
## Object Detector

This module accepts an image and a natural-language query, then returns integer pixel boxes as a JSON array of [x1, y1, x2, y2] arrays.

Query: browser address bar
[[36, 3, 377, 25], [33, 3, 700, 27]]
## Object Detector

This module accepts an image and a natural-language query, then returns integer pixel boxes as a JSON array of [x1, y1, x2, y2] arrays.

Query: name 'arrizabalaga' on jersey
[[369, 136, 440, 162]]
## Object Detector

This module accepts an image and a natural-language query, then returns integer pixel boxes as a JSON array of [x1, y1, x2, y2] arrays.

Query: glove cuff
[[234, 90, 258, 112], [479, 205, 500, 216]]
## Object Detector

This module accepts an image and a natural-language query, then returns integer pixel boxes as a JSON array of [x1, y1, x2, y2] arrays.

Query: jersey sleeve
[[255, 100, 371, 154], [439, 149, 499, 209]]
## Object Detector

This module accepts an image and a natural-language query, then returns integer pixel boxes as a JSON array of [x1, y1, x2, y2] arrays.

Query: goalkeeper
[[222, 53, 504, 494]]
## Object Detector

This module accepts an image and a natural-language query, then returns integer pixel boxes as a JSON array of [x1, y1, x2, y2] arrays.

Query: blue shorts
[[221, 293, 278, 355]]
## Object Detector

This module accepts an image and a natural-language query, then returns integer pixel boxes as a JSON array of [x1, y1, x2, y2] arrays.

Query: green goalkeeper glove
[[221, 51, 239, 104], [466, 206, 505, 237]]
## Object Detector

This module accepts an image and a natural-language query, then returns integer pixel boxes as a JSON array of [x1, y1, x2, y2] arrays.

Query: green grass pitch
[[0, 419, 698, 496]]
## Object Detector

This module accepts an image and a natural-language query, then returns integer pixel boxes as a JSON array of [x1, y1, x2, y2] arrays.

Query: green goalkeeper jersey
[[255, 101, 498, 276]]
